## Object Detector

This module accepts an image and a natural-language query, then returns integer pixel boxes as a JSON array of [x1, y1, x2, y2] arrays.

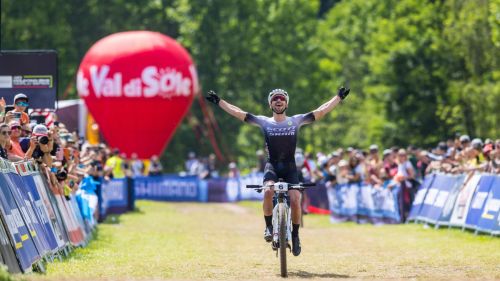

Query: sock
[[292, 224, 300, 237], [265, 215, 273, 228]]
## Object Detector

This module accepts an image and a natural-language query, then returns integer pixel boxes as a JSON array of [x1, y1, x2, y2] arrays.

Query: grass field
[[25, 200, 500, 280]]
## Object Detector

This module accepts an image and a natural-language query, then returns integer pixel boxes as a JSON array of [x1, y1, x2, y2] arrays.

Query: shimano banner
[[134, 175, 207, 202], [0, 51, 57, 109]]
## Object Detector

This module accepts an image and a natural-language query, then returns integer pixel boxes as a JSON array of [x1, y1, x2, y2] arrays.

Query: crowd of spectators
[[289, 136, 499, 219], [295, 136, 499, 189], [0, 93, 163, 207]]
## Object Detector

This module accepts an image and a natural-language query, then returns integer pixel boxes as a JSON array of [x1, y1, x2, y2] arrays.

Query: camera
[[56, 170, 68, 181], [38, 136, 49, 145]]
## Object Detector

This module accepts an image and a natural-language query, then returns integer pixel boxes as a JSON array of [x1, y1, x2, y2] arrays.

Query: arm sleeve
[[244, 113, 264, 127], [295, 112, 316, 127]]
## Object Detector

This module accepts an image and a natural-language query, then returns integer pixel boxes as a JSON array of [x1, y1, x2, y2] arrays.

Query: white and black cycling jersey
[[244, 112, 315, 163]]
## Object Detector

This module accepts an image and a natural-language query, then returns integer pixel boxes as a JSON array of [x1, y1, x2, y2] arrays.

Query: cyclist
[[205, 87, 350, 256]]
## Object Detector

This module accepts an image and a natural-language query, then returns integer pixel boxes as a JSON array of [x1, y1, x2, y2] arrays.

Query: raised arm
[[205, 90, 247, 121], [312, 87, 350, 121]]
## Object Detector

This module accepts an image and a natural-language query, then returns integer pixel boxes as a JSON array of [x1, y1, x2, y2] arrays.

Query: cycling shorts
[[263, 162, 299, 185]]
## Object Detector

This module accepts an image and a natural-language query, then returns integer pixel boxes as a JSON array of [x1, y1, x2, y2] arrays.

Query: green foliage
[[1, 0, 498, 171]]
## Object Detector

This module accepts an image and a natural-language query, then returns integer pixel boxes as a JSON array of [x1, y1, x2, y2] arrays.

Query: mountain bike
[[247, 181, 315, 278]]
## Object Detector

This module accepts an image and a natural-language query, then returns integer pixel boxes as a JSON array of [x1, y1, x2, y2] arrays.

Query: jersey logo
[[288, 121, 292, 126]]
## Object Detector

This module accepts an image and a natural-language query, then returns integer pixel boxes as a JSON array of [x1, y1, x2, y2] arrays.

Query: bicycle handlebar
[[246, 182, 316, 189]]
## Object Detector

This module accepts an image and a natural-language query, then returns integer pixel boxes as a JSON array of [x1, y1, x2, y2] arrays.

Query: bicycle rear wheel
[[278, 203, 287, 277]]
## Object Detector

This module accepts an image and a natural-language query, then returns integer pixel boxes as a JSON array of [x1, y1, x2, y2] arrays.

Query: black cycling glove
[[205, 90, 221, 105], [337, 87, 350, 100]]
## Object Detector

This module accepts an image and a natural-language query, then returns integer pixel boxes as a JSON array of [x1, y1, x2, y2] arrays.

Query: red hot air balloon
[[77, 31, 198, 159]]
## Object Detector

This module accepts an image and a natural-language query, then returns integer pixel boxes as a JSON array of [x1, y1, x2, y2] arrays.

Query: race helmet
[[268, 89, 289, 104]]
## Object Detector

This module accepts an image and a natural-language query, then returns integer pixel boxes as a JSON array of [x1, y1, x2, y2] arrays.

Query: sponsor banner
[[0, 213, 21, 273], [207, 178, 231, 202], [328, 184, 345, 222], [33, 170, 70, 246], [357, 184, 375, 217], [306, 182, 329, 211], [328, 181, 401, 223], [238, 173, 264, 201], [18, 171, 60, 252], [475, 176, 500, 234], [417, 174, 457, 224], [68, 195, 90, 239], [0, 51, 57, 109], [3, 169, 51, 256], [408, 174, 435, 221], [134, 175, 207, 202], [341, 183, 359, 219], [0, 170, 39, 271], [449, 174, 481, 227], [380, 182, 402, 223], [464, 175, 496, 229], [101, 178, 128, 215], [33, 172, 68, 249], [437, 175, 466, 226]]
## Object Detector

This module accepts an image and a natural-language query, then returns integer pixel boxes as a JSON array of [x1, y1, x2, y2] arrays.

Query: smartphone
[[13, 112, 21, 120]]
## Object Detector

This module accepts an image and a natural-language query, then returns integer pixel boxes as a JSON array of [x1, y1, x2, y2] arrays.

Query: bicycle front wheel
[[278, 202, 287, 277]]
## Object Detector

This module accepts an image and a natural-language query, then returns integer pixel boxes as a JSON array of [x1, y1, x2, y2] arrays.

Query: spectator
[[396, 148, 417, 220], [207, 153, 219, 178], [185, 152, 198, 175], [303, 152, 315, 181], [383, 149, 398, 179], [0, 124, 11, 160], [417, 150, 431, 179], [347, 154, 362, 183], [463, 138, 484, 170], [104, 148, 125, 179], [324, 152, 340, 187], [228, 162, 240, 178], [489, 140, 500, 173], [336, 159, 350, 184], [6, 93, 30, 130], [367, 144, 383, 186], [130, 153, 144, 177], [148, 155, 163, 176], [24, 124, 55, 166], [459, 135, 471, 151], [7, 121, 25, 158], [396, 149, 416, 182]]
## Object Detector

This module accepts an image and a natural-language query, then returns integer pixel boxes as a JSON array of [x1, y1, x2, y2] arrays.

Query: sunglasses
[[15, 101, 29, 107], [11, 126, 21, 130], [271, 95, 286, 102], [1, 131, 12, 136]]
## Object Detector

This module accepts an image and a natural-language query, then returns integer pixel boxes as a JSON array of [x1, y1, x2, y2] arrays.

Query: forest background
[[1, 0, 498, 171]]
